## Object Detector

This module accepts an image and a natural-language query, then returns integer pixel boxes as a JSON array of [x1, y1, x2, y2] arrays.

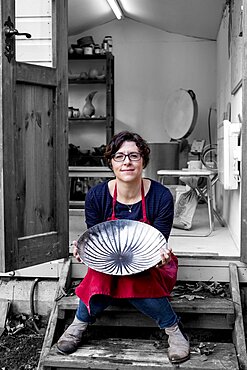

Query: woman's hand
[[73, 240, 83, 263], [156, 245, 172, 268]]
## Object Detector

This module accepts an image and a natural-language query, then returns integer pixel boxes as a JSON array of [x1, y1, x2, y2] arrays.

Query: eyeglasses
[[112, 152, 142, 162]]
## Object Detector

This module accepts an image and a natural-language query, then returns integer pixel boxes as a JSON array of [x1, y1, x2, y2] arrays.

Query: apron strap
[[109, 180, 150, 224], [139, 181, 150, 224], [107, 182, 118, 220]]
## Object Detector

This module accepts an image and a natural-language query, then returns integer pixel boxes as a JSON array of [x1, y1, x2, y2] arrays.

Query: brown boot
[[57, 317, 88, 354], [165, 323, 190, 364]]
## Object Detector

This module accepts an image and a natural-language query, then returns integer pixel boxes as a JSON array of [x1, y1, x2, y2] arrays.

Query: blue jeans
[[76, 295, 178, 329]]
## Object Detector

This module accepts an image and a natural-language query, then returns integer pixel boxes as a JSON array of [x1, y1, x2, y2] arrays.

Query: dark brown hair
[[104, 131, 150, 169]]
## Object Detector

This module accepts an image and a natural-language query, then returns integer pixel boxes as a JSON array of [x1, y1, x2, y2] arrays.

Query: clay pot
[[82, 91, 97, 118]]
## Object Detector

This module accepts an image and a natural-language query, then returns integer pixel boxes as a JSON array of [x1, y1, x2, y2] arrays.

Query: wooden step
[[57, 295, 235, 329], [43, 338, 238, 369], [38, 260, 243, 370]]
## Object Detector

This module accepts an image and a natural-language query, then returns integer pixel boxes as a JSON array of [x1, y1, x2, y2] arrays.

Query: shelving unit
[[69, 167, 114, 209], [68, 53, 115, 208], [68, 52, 114, 143]]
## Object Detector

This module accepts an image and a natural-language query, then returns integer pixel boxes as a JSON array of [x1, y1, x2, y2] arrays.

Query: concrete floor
[[69, 203, 239, 258], [170, 203, 239, 257]]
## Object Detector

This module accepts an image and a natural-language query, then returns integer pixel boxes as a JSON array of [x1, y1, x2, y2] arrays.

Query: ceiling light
[[106, 0, 123, 20]]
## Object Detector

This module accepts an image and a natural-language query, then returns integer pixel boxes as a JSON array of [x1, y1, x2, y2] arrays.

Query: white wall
[[216, 6, 242, 248], [68, 18, 217, 149]]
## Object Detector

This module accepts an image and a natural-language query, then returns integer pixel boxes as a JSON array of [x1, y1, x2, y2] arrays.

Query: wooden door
[[0, 0, 69, 272]]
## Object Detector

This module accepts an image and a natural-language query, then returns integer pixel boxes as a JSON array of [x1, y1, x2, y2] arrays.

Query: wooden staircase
[[38, 258, 247, 370]]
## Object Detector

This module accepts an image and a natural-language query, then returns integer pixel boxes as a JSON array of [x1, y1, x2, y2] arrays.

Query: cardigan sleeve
[[84, 181, 112, 228], [150, 185, 174, 241], [84, 187, 104, 228]]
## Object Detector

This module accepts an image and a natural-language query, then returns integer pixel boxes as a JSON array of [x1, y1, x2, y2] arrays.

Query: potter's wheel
[[164, 89, 198, 140]]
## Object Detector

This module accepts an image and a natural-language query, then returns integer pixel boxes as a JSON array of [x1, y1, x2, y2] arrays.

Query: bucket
[[144, 143, 179, 184]]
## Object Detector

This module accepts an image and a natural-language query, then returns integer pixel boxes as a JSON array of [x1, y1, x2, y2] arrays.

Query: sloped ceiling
[[68, 0, 227, 40]]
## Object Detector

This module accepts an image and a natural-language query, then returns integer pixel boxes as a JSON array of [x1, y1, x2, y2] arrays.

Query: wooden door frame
[[241, 0, 247, 262]]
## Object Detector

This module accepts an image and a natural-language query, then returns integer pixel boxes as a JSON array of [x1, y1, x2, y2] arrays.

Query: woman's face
[[111, 141, 143, 183]]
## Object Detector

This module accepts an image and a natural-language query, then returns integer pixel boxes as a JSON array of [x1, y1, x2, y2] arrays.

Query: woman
[[57, 131, 190, 364]]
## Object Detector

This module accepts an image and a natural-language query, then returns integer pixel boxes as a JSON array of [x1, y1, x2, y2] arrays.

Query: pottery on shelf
[[82, 91, 97, 118]]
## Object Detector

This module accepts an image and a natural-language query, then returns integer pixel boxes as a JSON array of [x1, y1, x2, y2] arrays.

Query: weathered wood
[[40, 264, 239, 369], [57, 295, 234, 330], [179, 313, 234, 329], [16, 62, 57, 86], [37, 257, 72, 370], [241, 0, 247, 264], [0, 300, 10, 337], [58, 295, 234, 314], [43, 339, 238, 369], [229, 263, 247, 370], [0, 0, 68, 273], [18, 232, 60, 268], [71, 256, 247, 283], [53, 0, 69, 275], [94, 312, 233, 330], [0, 0, 17, 272]]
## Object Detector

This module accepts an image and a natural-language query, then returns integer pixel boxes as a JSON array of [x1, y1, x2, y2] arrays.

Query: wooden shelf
[[68, 53, 112, 60], [69, 117, 107, 123], [69, 200, 85, 208], [69, 166, 114, 177], [68, 78, 106, 84]]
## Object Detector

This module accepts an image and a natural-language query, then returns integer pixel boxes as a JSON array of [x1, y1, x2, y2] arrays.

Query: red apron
[[75, 181, 178, 310]]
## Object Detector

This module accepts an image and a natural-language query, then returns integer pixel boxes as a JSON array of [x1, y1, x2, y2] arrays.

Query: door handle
[[5, 28, 31, 39], [4, 16, 32, 62]]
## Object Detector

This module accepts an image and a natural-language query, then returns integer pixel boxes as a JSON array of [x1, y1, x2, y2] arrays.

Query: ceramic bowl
[[77, 219, 167, 275]]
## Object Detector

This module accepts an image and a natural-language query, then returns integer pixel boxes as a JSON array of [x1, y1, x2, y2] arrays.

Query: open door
[[0, 0, 69, 272]]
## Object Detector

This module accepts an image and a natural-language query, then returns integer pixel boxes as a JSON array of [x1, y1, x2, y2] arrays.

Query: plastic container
[[73, 108, 80, 118], [68, 107, 74, 118], [106, 36, 113, 52], [94, 44, 100, 54], [103, 36, 113, 52], [84, 46, 93, 55]]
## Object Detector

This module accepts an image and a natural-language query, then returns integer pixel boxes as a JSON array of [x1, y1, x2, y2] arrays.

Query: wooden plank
[[94, 312, 233, 330], [17, 232, 61, 268], [0, 300, 11, 337], [0, 0, 18, 273], [171, 297, 234, 314], [43, 339, 238, 369], [16, 62, 57, 86], [57, 295, 234, 329], [37, 257, 72, 370], [177, 313, 234, 330], [241, 0, 247, 263], [229, 263, 247, 370], [53, 0, 69, 271], [71, 257, 247, 283], [0, 260, 60, 278], [58, 295, 234, 315]]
